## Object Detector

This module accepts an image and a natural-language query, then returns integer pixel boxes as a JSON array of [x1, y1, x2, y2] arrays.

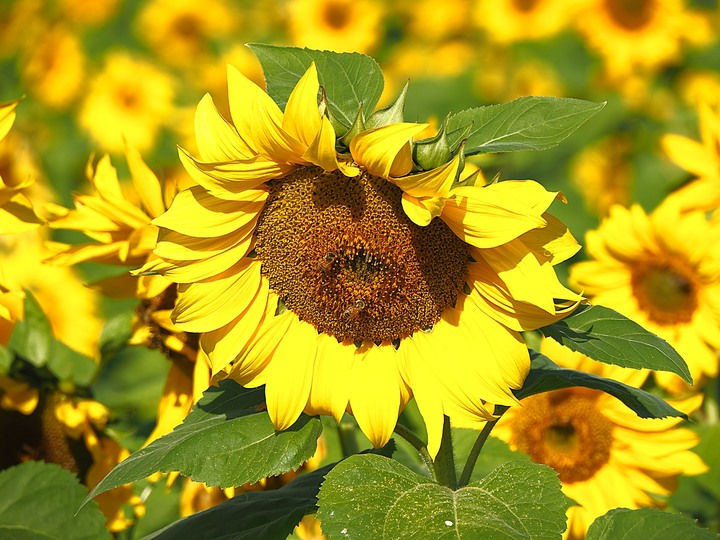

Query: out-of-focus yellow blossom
[[472, 0, 581, 44], [382, 40, 475, 88], [570, 199, 720, 393], [570, 135, 632, 216], [287, 0, 384, 53], [79, 53, 176, 154], [0, 0, 44, 59], [136, 0, 238, 67], [678, 71, 720, 111], [474, 55, 565, 102], [494, 338, 707, 540], [295, 515, 326, 540], [399, 0, 471, 42], [661, 103, 720, 213], [0, 375, 39, 415], [575, 0, 714, 82], [58, 0, 120, 26], [20, 25, 86, 110]]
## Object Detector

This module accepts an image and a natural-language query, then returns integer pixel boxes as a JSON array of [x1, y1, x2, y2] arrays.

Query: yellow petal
[[391, 154, 460, 198], [0, 195, 45, 234], [144, 360, 194, 445], [125, 144, 167, 219], [265, 318, 317, 431], [349, 123, 428, 178], [0, 99, 20, 141], [194, 94, 255, 162], [400, 193, 446, 226], [283, 63, 322, 148], [348, 345, 403, 448], [305, 334, 352, 422], [303, 116, 359, 176]]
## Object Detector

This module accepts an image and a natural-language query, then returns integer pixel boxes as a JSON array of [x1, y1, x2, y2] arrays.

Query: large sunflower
[[493, 338, 707, 540], [140, 63, 582, 455], [570, 200, 720, 392]]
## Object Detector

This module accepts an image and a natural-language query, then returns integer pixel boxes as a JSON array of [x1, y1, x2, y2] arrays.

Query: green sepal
[[340, 104, 366, 148], [412, 114, 452, 170], [365, 80, 408, 129]]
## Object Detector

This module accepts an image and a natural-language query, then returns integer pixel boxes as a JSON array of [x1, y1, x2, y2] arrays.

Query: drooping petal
[[349, 123, 428, 179], [303, 115, 359, 176], [400, 193, 446, 226], [305, 334, 352, 422], [194, 94, 255, 162], [125, 144, 167, 219], [391, 154, 460, 198], [283, 63, 322, 148]]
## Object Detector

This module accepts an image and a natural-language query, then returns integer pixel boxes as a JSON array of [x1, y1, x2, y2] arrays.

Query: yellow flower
[[79, 53, 176, 153], [472, 0, 580, 44], [287, 0, 384, 53], [473, 54, 565, 103], [0, 375, 39, 415], [570, 201, 720, 392], [399, 0, 471, 42], [20, 24, 86, 109], [493, 338, 707, 540], [136, 0, 237, 67], [575, 0, 714, 81], [570, 135, 632, 216], [678, 71, 720, 111], [58, 0, 120, 26], [661, 102, 720, 213], [140, 63, 582, 456]]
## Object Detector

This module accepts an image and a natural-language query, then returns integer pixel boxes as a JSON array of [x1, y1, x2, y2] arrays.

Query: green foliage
[[99, 310, 135, 360], [453, 430, 530, 484], [248, 45, 384, 134], [0, 461, 109, 540], [519, 351, 685, 420], [586, 507, 716, 539], [446, 97, 605, 155], [539, 304, 692, 383], [6, 292, 97, 388], [85, 381, 322, 504], [317, 455, 570, 539]]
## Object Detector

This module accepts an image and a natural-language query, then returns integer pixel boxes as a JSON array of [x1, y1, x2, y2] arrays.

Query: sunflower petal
[[305, 334, 352, 423], [283, 63, 322, 148], [349, 123, 428, 178]]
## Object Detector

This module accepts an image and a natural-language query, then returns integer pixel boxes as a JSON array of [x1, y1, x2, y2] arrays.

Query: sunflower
[[574, 0, 713, 82], [472, 0, 579, 44], [287, 0, 384, 53], [661, 102, 720, 213], [78, 53, 175, 154], [493, 338, 707, 540], [139, 62, 582, 455], [570, 200, 720, 392]]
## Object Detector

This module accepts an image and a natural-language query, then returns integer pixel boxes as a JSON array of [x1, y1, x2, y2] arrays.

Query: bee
[[341, 299, 366, 322], [317, 251, 336, 276]]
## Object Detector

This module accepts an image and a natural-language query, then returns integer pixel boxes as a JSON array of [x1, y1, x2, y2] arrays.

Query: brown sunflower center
[[605, 0, 653, 30], [631, 260, 698, 325], [323, 1, 351, 29], [511, 0, 541, 13], [509, 390, 613, 483], [172, 13, 203, 41], [255, 167, 468, 344]]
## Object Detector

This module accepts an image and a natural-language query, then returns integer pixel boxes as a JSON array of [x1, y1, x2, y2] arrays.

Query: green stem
[[458, 405, 509, 488], [393, 423, 438, 483], [337, 420, 360, 457], [432, 416, 457, 489]]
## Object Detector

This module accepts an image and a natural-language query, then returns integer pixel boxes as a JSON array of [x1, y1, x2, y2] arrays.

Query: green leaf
[[0, 344, 11, 373], [99, 310, 134, 359], [248, 44, 384, 132], [0, 461, 109, 540], [144, 463, 333, 540], [8, 292, 97, 387], [317, 455, 570, 539], [446, 97, 605, 155], [518, 352, 685, 420], [539, 304, 692, 383], [84, 380, 322, 505], [586, 507, 715, 540]]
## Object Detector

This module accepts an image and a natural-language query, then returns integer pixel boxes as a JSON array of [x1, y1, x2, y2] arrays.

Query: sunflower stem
[[432, 415, 457, 489], [337, 420, 360, 457], [458, 405, 509, 488], [393, 422, 438, 483]]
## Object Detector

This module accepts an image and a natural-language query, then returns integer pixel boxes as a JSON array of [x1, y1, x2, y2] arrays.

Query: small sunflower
[[493, 338, 707, 540], [661, 102, 720, 213], [287, 0, 384, 53], [472, 0, 580, 44], [140, 62, 582, 455], [575, 0, 713, 81], [570, 201, 720, 392], [79, 53, 175, 154]]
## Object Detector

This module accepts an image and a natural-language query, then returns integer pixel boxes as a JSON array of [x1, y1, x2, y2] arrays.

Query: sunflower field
[[2, 1, 720, 539]]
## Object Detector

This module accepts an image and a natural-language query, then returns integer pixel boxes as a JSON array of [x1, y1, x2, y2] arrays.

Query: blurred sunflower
[[139, 63, 582, 455], [472, 0, 579, 44], [44, 149, 210, 443], [493, 338, 707, 540], [136, 0, 237, 67], [575, 0, 713, 81], [79, 53, 176, 154], [287, 0, 384, 53], [661, 102, 720, 213], [570, 200, 720, 392], [58, 0, 120, 26]]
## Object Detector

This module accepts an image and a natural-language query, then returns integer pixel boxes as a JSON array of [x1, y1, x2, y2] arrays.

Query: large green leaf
[[85, 381, 322, 505], [518, 352, 685, 420], [144, 463, 333, 540], [317, 455, 570, 539], [539, 304, 691, 383], [586, 507, 715, 540], [248, 44, 384, 132], [446, 97, 605, 155], [7, 292, 97, 387], [0, 461, 109, 540]]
